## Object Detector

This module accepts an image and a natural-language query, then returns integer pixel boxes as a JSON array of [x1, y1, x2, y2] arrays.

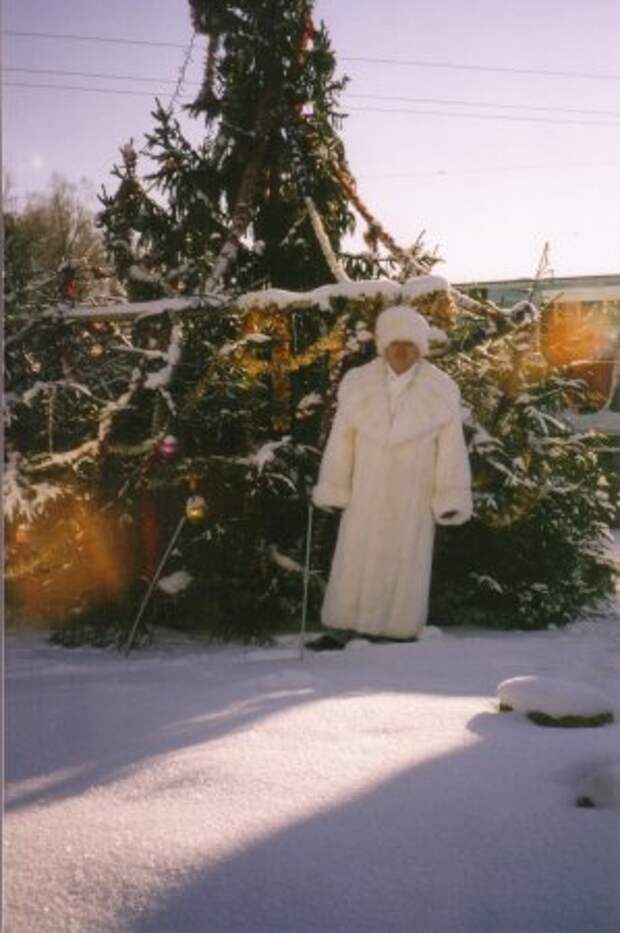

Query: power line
[[5, 81, 171, 98], [359, 160, 620, 179], [3, 30, 620, 82], [348, 105, 620, 130], [3, 29, 194, 50], [342, 56, 620, 82], [347, 93, 620, 120], [4, 65, 198, 87], [7, 81, 620, 129], [5, 69, 620, 119]]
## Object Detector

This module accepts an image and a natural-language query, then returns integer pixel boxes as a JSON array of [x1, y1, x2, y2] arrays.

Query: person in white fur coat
[[308, 302, 472, 650]]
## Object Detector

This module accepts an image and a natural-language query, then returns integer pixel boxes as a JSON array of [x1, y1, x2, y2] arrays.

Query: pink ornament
[[158, 435, 179, 460]]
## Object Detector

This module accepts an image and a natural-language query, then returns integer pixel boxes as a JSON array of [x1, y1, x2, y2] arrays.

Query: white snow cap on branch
[[3, 451, 66, 523], [22, 380, 95, 406], [304, 197, 350, 284], [158, 570, 194, 595], [248, 438, 292, 474], [268, 544, 303, 574], [51, 295, 219, 323], [144, 322, 184, 391], [128, 265, 161, 285], [98, 368, 143, 444], [26, 439, 99, 475], [236, 275, 450, 312]]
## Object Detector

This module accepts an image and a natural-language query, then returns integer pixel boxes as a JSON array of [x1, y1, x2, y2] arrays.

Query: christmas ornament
[[158, 435, 180, 460], [185, 495, 207, 523]]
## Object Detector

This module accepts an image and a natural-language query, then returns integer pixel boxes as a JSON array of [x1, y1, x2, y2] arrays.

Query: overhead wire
[[5, 68, 620, 119], [4, 65, 198, 86], [357, 160, 620, 179], [3, 29, 194, 50], [341, 55, 620, 82], [5, 82, 620, 129], [4, 29, 620, 81], [346, 93, 620, 120], [5, 81, 172, 98], [346, 105, 620, 130]]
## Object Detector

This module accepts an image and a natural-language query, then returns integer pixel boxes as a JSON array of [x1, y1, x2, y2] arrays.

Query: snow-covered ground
[[5, 595, 620, 931]]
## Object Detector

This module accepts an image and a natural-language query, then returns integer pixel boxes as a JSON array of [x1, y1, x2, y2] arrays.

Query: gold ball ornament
[[185, 495, 208, 523]]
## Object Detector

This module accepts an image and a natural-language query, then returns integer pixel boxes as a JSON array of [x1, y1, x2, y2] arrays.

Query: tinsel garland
[[185, 304, 346, 431], [333, 161, 434, 276]]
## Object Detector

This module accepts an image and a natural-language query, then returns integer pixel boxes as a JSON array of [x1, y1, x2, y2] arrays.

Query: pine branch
[[334, 161, 433, 277], [203, 89, 276, 293]]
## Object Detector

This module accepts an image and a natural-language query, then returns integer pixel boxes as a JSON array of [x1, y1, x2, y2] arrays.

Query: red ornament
[[157, 435, 179, 460]]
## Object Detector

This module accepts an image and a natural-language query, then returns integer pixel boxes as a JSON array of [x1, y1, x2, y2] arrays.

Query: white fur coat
[[313, 357, 472, 638]]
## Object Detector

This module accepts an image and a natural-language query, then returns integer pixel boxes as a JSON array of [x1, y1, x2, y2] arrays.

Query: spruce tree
[[4, 0, 616, 646]]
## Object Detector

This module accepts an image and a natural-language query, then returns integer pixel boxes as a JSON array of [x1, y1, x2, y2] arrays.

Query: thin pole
[[124, 515, 187, 657], [299, 502, 314, 662]]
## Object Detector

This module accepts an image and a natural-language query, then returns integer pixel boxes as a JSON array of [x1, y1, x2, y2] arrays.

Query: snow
[[5, 552, 620, 932], [157, 571, 193, 596], [577, 765, 620, 809], [22, 379, 94, 406], [54, 295, 214, 323], [497, 675, 615, 720], [304, 196, 350, 284], [268, 544, 303, 574], [128, 265, 160, 285], [236, 275, 450, 312], [247, 438, 291, 473], [143, 322, 184, 391], [4, 451, 71, 523]]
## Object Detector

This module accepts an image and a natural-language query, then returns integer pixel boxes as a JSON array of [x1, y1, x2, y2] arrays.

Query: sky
[[2, 0, 620, 282]]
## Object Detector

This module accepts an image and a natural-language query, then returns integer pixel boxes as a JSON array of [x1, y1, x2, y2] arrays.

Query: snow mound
[[420, 625, 444, 640], [577, 764, 620, 808], [497, 676, 615, 726], [157, 570, 193, 595]]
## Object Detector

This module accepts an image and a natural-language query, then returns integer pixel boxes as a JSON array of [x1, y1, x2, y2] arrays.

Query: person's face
[[385, 340, 420, 374]]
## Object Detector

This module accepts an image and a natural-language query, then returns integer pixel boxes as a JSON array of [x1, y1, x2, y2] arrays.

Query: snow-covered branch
[[304, 197, 350, 284], [144, 322, 184, 392], [46, 294, 224, 323]]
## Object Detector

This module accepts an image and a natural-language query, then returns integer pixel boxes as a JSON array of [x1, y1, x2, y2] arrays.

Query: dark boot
[[306, 633, 350, 651], [362, 634, 418, 644]]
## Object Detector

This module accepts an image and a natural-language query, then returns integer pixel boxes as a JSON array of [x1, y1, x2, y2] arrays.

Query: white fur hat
[[375, 304, 431, 356]]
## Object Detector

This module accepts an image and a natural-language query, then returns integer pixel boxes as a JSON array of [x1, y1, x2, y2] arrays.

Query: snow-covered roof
[[566, 409, 620, 436], [542, 285, 620, 304]]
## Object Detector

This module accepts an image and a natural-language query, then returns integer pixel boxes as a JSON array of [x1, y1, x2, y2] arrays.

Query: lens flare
[[7, 498, 135, 622], [542, 302, 617, 406]]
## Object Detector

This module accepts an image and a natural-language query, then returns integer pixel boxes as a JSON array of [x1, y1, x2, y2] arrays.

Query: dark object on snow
[[306, 634, 348, 651], [499, 702, 613, 727], [526, 710, 614, 728], [576, 796, 595, 808], [363, 634, 419, 644]]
